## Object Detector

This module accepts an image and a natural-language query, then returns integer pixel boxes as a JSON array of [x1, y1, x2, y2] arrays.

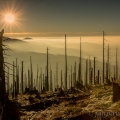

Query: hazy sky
[[0, 0, 120, 36]]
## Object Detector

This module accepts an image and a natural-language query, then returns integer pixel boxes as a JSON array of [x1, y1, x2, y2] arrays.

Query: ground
[[1, 84, 120, 120]]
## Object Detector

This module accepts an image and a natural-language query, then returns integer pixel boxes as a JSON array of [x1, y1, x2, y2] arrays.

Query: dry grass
[[20, 85, 119, 120]]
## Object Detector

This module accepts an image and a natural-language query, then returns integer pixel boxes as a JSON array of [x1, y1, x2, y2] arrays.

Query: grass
[[20, 85, 117, 120]]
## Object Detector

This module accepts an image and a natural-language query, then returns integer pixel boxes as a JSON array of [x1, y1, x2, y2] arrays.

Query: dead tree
[[103, 31, 105, 84], [116, 47, 118, 79], [56, 62, 58, 89], [24, 73, 27, 89], [21, 61, 23, 94], [13, 61, 15, 98], [16, 62, 19, 95], [0, 29, 6, 100], [79, 37, 82, 84], [7, 68, 9, 95], [16, 58, 18, 94], [43, 73, 45, 92], [39, 74, 40, 92], [11, 84, 12, 95], [78, 63, 79, 82], [74, 61, 76, 86], [33, 79, 35, 89], [30, 56, 33, 90], [45, 66, 47, 90], [28, 69, 30, 89], [50, 65, 52, 91], [40, 68, 42, 92], [94, 57, 96, 84], [46, 47, 49, 91], [65, 34, 67, 90], [91, 68, 93, 85], [71, 65, 72, 88], [114, 65, 116, 80], [106, 43, 110, 83], [89, 56, 91, 85], [61, 70, 63, 89], [36, 64, 39, 90], [85, 59, 88, 86], [98, 70, 99, 84], [108, 44, 110, 81], [106, 62, 108, 83], [54, 73, 56, 91], [15, 82, 17, 98], [69, 75, 70, 89]]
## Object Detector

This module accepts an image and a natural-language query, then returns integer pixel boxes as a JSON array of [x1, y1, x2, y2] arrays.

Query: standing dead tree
[[108, 44, 110, 81], [46, 47, 49, 91], [116, 47, 118, 80], [71, 65, 72, 89], [50, 65, 52, 91], [12, 61, 15, 98], [94, 57, 96, 84], [91, 68, 93, 85], [21, 61, 23, 94], [105, 43, 112, 84], [114, 65, 116, 80], [30, 56, 33, 90], [56, 61, 58, 89], [36, 64, 39, 90], [0, 29, 6, 101], [16, 59, 19, 95], [74, 61, 76, 87], [89, 56, 91, 85], [103, 31, 105, 84], [61, 70, 63, 89], [85, 59, 88, 86], [65, 34, 67, 90], [98, 70, 100, 84], [28, 69, 30, 89], [40, 68, 43, 92], [7, 68, 9, 95], [79, 37, 82, 84]]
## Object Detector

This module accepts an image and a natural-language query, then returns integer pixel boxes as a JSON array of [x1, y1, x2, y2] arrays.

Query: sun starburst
[[0, 1, 26, 32]]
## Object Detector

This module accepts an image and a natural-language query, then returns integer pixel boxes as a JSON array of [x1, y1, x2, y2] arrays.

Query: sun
[[0, 1, 26, 32], [5, 14, 15, 23]]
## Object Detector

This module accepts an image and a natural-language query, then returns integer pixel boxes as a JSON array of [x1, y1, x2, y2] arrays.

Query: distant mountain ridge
[[3, 37, 26, 42]]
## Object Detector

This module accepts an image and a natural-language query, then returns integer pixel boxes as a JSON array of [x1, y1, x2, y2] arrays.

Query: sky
[[0, 0, 120, 36]]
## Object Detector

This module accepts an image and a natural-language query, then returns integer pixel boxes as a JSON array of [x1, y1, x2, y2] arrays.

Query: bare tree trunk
[[116, 47, 118, 79], [71, 65, 72, 88], [56, 62, 58, 89], [86, 59, 88, 86], [94, 57, 96, 84], [28, 69, 30, 89], [98, 70, 99, 84], [46, 48, 49, 91], [30, 56, 33, 90], [21, 61, 23, 94], [89, 56, 91, 85], [74, 61, 76, 86], [79, 37, 82, 84], [103, 31, 105, 83], [7, 68, 9, 95], [13, 61, 15, 98], [65, 34, 67, 90], [0, 29, 6, 100]]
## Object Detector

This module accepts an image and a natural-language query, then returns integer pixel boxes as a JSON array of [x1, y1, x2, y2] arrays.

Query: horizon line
[[4, 32, 120, 37]]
